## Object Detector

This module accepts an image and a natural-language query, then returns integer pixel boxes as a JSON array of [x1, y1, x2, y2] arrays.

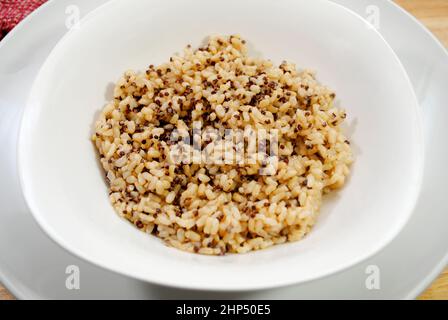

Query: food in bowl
[[92, 35, 353, 255]]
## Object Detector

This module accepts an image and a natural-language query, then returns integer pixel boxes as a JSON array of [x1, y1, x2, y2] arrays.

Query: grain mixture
[[92, 35, 353, 255]]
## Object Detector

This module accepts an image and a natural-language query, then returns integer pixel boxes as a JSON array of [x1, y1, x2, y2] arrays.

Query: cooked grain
[[92, 35, 353, 255]]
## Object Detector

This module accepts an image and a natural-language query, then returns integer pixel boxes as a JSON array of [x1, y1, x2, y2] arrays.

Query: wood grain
[[0, 285, 14, 300], [396, 0, 448, 47], [0, 0, 447, 300], [418, 269, 448, 300]]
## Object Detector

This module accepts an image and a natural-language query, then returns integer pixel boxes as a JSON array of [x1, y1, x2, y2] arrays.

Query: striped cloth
[[0, 0, 47, 40]]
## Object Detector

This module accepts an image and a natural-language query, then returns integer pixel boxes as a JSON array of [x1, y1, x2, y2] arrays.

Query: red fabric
[[0, 0, 47, 40]]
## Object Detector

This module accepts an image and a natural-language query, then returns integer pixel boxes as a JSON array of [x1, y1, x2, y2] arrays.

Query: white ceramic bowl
[[18, 0, 423, 291]]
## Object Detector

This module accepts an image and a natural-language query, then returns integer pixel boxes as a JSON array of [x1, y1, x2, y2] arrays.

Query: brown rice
[[92, 35, 353, 255]]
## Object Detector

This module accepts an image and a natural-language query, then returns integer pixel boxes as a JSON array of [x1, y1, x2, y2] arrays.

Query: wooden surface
[[396, 0, 448, 46], [0, 286, 14, 300], [0, 0, 447, 300]]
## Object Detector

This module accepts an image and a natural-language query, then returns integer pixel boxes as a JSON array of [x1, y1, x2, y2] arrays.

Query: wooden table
[[1, 0, 447, 300]]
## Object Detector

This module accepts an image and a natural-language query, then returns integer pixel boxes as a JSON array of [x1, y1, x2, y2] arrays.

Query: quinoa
[[92, 35, 353, 255]]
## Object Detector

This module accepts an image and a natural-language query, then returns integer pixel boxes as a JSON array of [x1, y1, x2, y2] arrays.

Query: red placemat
[[0, 0, 47, 40]]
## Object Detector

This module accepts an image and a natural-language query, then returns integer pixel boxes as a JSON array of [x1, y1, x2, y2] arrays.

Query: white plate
[[0, 0, 447, 299], [18, 0, 423, 291]]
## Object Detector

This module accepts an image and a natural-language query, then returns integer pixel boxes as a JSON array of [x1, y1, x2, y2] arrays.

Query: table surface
[[1, 0, 448, 300]]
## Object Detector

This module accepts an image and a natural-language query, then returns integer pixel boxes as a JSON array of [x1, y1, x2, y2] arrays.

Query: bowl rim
[[17, 0, 425, 291]]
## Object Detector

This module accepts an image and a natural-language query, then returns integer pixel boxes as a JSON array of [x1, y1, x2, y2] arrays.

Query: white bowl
[[18, 0, 423, 291]]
